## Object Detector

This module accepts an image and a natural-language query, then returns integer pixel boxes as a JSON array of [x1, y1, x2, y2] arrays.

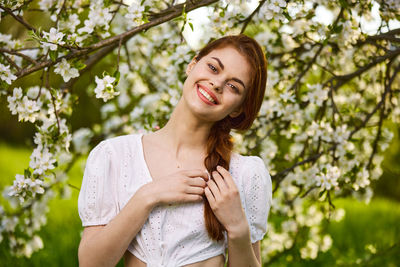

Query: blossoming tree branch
[[0, 0, 399, 262]]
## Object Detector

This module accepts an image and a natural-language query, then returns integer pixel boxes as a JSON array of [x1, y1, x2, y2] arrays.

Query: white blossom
[[58, 14, 80, 32], [315, 164, 340, 191], [125, 1, 145, 26], [54, 58, 80, 82], [300, 240, 319, 259], [39, 0, 56, 10], [353, 167, 370, 190], [303, 84, 328, 106], [320, 235, 333, 252], [29, 147, 57, 175], [78, 18, 96, 35], [94, 75, 119, 102], [0, 33, 19, 49], [279, 91, 295, 103], [8, 174, 45, 203], [42, 28, 65, 51], [72, 128, 93, 154], [0, 63, 17, 84], [259, 0, 287, 21], [78, 3, 113, 34], [8, 92, 41, 123]]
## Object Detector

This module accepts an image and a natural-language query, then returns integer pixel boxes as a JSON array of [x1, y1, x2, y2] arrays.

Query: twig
[[0, 47, 38, 65], [0, 5, 37, 33], [10, 0, 34, 13], [67, 183, 80, 191], [366, 62, 400, 170], [15, 0, 219, 79], [110, 0, 123, 24], [240, 0, 267, 34], [116, 37, 123, 72], [46, 69, 61, 134], [332, 49, 400, 91], [0, 52, 21, 72], [273, 146, 336, 193], [287, 8, 344, 93], [123, 43, 133, 71]]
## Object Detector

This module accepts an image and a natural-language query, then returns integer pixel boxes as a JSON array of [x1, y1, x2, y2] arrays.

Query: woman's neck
[[154, 100, 213, 158]]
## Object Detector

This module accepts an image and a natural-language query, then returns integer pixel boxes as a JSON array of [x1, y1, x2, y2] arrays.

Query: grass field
[[0, 143, 399, 266]]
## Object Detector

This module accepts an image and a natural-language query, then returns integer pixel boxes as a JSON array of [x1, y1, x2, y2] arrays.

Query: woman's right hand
[[138, 169, 209, 206]]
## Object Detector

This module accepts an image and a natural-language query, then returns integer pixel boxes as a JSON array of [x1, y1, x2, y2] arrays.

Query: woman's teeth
[[199, 87, 216, 104]]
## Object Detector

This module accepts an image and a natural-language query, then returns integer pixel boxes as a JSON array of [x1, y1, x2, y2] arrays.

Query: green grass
[[0, 143, 399, 266], [269, 198, 400, 267]]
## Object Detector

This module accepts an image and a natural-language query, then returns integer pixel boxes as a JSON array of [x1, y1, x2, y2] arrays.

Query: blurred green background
[[0, 121, 399, 266], [1, 5, 400, 266]]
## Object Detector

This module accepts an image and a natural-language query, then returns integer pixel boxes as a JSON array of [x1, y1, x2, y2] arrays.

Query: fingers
[[187, 176, 207, 187], [204, 186, 215, 204], [185, 185, 205, 195], [182, 169, 209, 181], [211, 170, 228, 191], [206, 177, 220, 201], [184, 194, 203, 202], [216, 165, 236, 189]]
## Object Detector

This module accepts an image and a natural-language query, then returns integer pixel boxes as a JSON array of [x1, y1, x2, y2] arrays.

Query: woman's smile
[[196, 84, 219, 106]]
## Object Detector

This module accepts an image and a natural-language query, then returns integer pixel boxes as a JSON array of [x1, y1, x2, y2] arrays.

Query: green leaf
[[24, 168, 31, 178], [189, 22, 194, 31], [102, 70, 110, 77], [282, 11, 292, 21], [147, 113, 154, 128], [338, 0, 348, 8], [181, 3, 186, 17], [333, 24, 343, 34], [113, 70, 121, 85], [49, 51, 58, 62], [73, 60, 86, 70], [103, 0, 113, 7], [27, 30, 40, 41]]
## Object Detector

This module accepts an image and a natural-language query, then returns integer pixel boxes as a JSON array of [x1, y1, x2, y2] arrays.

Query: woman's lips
[[196, 84, 218, 106]]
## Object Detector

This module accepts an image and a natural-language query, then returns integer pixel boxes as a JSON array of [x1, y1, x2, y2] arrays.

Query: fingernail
[[205, 169, 210, 180]]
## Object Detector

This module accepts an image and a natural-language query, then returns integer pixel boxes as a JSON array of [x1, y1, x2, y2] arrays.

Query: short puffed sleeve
[[243, 156, 272, 243], [78, 140, 119, 226]]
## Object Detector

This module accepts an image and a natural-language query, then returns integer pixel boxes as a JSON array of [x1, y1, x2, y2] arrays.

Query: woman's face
[[182, 45, 251, 123]]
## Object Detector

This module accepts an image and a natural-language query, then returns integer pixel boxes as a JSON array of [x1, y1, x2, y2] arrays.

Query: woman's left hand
[[204, 165, 249, 237]]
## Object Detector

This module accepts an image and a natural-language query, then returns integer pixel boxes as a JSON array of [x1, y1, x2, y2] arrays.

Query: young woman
[[78, 34, 272, 267]]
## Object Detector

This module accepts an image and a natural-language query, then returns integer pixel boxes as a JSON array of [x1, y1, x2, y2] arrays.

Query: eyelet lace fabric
[[78, 133, 272, 266]]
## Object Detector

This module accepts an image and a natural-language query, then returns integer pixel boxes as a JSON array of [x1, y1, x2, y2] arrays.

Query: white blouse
[[78, 133, 272, 267]]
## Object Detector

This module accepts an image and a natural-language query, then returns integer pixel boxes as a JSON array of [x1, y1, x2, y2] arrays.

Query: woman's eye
[[227, 83, 239, 92], [208, 64, 217, 72]]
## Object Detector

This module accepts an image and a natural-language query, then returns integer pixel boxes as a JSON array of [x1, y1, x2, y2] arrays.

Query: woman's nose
[[209, 81, 222, 93]]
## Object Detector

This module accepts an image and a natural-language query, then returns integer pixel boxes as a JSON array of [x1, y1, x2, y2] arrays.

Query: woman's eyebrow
[[211, 57, 246, 90], [211, 57, 225, 70]]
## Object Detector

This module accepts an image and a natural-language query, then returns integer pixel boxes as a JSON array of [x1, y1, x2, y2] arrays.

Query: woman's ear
[[185, 57, 198, 76], [229, 108, 243, 118]]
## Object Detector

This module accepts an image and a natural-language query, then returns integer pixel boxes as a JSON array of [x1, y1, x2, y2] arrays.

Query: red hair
[[195, 34, 268, 241]]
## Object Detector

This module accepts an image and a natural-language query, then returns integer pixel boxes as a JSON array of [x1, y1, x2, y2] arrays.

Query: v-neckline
[[138, 132, 156, 183], [138, 132, 237, 183]]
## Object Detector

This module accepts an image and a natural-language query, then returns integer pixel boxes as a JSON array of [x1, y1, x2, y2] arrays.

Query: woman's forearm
[[226, 223, 261, 267], [78, 183, 156, 267]]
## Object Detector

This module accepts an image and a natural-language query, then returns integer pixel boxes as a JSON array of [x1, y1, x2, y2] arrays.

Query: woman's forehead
[[203, 46, 251, 86]]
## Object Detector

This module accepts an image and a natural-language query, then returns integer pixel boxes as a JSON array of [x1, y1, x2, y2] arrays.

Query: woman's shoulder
[[230, 152, 267, 171], [230, 151, 271, 186], [102, 132, 142, 147], [93, 132, 143, 157]]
